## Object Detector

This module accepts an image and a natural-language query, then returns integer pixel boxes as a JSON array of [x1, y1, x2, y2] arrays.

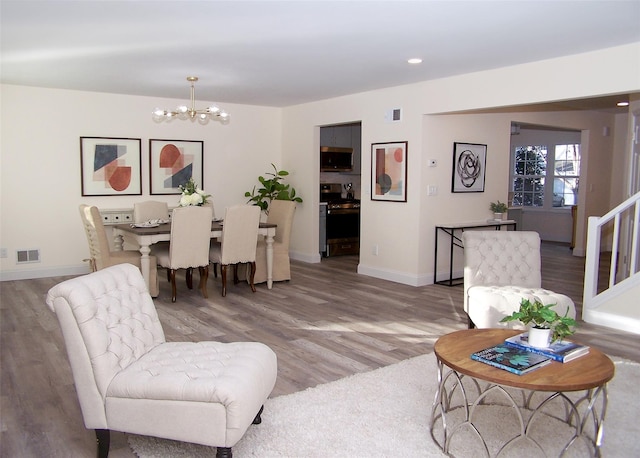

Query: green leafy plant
[[490, 200, 508, 213], [244, 163, 303, 213], [500, 298, 576, 342]]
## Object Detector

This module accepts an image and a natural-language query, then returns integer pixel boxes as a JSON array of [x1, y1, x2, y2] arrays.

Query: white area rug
[[129, 353, 639, 457]]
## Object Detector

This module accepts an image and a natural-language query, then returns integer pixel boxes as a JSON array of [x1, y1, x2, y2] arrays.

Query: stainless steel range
[[319, 183, 360, 257]]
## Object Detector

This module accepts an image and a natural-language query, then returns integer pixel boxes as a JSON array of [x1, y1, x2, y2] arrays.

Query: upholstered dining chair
[[151, 205, 212, 302], [462, 230, 576, 329], [79, 204, 159, 297], [209, 205, 261, 297], [45, 263, 277, 458], [253, 200, 296, 284], [133, 200, 170, 223]]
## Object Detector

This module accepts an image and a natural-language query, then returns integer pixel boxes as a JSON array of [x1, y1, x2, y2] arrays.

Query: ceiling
[[2, 1, 639, 108]]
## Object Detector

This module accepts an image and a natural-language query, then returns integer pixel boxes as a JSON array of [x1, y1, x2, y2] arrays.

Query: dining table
[[112, 220, 277, 292]]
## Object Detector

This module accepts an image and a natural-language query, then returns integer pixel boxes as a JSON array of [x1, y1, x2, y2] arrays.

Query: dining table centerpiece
[[178, 178, 211, 207]]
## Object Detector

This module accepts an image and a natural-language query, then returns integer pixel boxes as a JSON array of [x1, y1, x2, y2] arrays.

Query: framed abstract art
[[371, 141, 408, 202], [80, 136, 142, 196], [451, 142, 486, 193], [149, 139, 204, 195]]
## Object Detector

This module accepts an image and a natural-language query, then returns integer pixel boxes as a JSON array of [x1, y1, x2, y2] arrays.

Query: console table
[[434, 220, 516, 286]]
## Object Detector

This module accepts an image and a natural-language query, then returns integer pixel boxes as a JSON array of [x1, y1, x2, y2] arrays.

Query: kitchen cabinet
[[320, 125, 352, 148], [349, 124, 361, 175], [320, 123, 361, 175]]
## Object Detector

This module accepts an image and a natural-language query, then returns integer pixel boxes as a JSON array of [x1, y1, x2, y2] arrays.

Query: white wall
[[2, 43, 639, 283], [281, 43, 639, 285], [0, 85, 281, 279]]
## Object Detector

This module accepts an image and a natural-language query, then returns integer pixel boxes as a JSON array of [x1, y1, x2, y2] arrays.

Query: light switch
[[428, 185, 437, 196]]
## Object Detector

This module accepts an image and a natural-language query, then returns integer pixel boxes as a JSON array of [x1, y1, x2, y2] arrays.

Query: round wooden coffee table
[[431, 329, 614, 457]]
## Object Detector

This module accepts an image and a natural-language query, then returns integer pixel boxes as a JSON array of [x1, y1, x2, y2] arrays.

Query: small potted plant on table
[[500, 298, 576, 348], [489, 200, 508, 220]]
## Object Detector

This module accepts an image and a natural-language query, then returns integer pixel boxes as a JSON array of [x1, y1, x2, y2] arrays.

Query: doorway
[[509, 123, 581, 243]]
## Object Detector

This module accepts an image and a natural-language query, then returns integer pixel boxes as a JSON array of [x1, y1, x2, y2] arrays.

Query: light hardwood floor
[[1, 243, 638, 457]]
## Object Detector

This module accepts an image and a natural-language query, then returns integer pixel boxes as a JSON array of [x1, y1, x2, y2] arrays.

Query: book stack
[[471, 333, 590, 375], [504, 332, 590, 363], [471, 344, 552, 375]]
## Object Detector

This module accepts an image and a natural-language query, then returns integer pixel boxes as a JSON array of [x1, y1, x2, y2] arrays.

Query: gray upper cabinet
[[320, 123, 362, 175], [320, 125, 352, 148]]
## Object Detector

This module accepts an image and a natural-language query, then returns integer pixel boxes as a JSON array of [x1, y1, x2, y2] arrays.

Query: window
[[553, 144, 580, 207], [512, 145, 547, 207], [511, 144, 580, 208]]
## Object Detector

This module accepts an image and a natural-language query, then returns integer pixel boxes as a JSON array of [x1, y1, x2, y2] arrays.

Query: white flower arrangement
[[178, 178, 211, 207]]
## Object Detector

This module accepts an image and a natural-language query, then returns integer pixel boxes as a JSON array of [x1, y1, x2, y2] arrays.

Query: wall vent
[[384, 108, 402, 123], [17, 249, 40, 264]]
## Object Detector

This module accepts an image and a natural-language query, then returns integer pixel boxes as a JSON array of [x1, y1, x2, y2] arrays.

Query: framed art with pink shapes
[[80, 136, 142, 196], [371, 141, 408, 202], [149, 139, 203, 195]]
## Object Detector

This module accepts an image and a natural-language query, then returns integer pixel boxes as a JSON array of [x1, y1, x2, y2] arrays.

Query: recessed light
[[617, 101, 629, 107], [407, 58, 422, 64]]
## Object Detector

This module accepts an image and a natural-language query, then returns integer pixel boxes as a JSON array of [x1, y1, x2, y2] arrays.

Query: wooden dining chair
[[78, 204, 159, 297], [209, 205, 261, 297], [151, 206, 213, 302], [133, 200, 170, 223], [253, 200, 295, 284]]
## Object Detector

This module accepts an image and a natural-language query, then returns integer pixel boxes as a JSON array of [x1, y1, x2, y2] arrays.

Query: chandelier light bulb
[[151, 76, 230, 125]]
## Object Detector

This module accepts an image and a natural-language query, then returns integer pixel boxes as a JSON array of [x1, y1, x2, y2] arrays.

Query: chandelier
[[152, 76, 230, 125]]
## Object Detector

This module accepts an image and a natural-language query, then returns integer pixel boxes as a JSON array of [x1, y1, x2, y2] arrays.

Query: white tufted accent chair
[[46, 263, 277, 458], [462, 230, 576, 329]]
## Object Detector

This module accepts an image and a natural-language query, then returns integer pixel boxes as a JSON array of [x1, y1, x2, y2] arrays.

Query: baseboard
[[356, 264, 426, 287], [0, 264, 90, 281], [290, 251, 321, 263]]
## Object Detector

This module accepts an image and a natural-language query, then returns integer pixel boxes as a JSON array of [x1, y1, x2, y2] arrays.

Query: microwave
[[320, 146, 353, 172]]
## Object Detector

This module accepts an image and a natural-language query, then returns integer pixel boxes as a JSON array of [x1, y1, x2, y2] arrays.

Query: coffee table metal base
[[430, 360, 608, 457]]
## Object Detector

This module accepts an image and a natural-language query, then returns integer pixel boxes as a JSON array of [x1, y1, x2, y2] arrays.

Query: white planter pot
[[493, 212, 503, 221], [528, 327, 552, 348]]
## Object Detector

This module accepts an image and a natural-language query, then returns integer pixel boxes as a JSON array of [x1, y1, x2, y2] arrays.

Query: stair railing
[[583, 191, 640, 315]]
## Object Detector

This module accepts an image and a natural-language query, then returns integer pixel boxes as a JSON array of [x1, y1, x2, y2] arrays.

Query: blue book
[[504, 332, 590, 363], [471, 343, 552, 375]]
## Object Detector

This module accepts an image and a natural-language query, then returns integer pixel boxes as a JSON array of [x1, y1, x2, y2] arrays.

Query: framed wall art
[[371, 141, 408, 202], [80, 136, 142, 196], [149, 139, 204, 195], [451, 142, 487, 193]]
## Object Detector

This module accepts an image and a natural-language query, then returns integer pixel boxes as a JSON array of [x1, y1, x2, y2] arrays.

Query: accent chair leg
[[252, 405, 264, 424], [216, 447, 232, 458], [95, 429, 110, 458]]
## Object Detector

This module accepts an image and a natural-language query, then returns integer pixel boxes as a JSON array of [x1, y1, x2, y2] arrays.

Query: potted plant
[[489, 200, 508, 220], [245, 163, 303, 213], [500, 298, 577, 347]]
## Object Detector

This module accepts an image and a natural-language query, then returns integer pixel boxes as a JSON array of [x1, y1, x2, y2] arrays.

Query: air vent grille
[[17, 249, 40, 264]]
